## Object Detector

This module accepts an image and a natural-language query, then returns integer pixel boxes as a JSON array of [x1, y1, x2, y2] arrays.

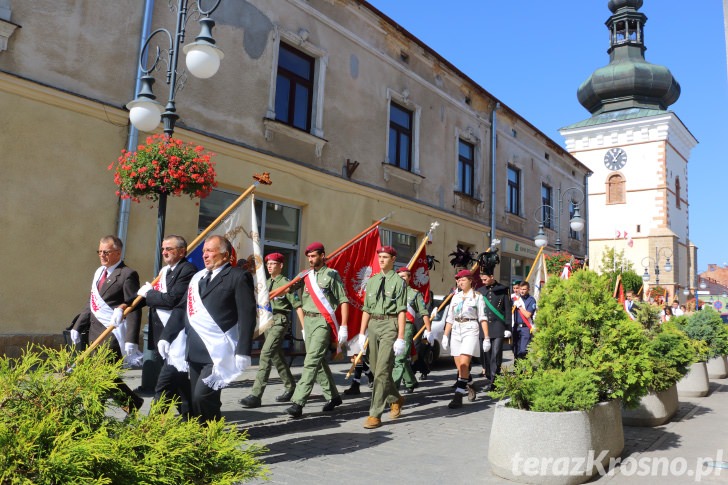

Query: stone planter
[[706, 355, 728, 379], [621, 384, 678, 427], [488, 400, 624, 484], [676, 361, 710, 397]]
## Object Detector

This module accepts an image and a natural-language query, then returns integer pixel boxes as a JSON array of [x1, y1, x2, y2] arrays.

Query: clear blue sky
[[367, 0, 727, 271]]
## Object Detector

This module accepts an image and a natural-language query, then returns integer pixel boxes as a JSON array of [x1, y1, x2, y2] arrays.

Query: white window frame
[[384, 88, 421, 175]]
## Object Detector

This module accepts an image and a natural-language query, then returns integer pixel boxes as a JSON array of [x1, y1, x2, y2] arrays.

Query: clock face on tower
[[604, 147, 627, 171]]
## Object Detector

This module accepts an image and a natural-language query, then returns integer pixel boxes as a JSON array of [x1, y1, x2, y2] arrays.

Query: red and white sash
[[186, 270, 240, 390], [511, 295, 534, 331], [624, 301, 637, 320], [304, 269, 340, 339], [89, 267, 127, 347], [405, 301, 416, 324], [153, 266, 172, 326]]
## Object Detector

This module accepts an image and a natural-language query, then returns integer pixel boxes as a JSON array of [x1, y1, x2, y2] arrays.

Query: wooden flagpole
[[72, 173, 272, 367]]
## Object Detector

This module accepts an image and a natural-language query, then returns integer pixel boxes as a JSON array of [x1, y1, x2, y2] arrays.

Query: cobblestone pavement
[[123, 353, 728, 484]]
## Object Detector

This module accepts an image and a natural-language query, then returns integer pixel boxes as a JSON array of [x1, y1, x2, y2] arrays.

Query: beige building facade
[[0, 0, 588, 355]]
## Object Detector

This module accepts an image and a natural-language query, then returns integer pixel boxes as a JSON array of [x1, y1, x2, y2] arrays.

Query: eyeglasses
[[161, 246, 183, 252], [96, 249, 119, 256]]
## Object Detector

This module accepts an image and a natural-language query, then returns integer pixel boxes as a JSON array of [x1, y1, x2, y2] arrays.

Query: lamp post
[[533, 186, 586, 251], [641, 247, 673, 286], [126, 0, 224, 275]]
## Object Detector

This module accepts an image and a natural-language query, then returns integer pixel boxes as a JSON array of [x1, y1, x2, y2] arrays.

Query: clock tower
[[560, 0, 698, 301]]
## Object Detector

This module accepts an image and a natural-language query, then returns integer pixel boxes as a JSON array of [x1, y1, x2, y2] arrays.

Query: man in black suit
[[184, 235, 257, 421], [478, 270, 512, 391], [70, 234, 144, 411], [136, 235, 197, 417]]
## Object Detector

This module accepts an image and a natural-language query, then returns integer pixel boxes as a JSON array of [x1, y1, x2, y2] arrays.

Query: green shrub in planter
[[492, 270, 652, 411], [678, 307, 728, 360], [0, 346, 268, 484], [645, 321, 695, 392]]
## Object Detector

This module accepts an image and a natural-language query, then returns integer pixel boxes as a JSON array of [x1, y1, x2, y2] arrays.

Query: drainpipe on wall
[[116, 0, 156, 258], [489, 102, 500, 248], [584, 171, 592, 263]]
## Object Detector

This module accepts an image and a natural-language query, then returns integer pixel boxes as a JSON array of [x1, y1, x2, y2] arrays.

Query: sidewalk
[[122, 355, 728, 484]]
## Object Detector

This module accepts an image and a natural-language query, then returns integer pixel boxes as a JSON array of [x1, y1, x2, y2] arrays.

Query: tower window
[[606, 173, 625, 204], [675, 177, 681, 208]]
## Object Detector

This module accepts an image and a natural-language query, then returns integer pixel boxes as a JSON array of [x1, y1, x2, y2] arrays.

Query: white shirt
[[98, 260, 122, 285], [446, 289, 486, 324]]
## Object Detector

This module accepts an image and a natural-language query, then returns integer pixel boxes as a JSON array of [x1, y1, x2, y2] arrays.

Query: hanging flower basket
[[109, 134, 217, 202], [544, 251, 573, 275]]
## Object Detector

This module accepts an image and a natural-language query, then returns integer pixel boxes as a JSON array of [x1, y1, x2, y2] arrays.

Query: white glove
[[235, 355, 252, 372], [430, 309, 438, 320], [110, 308, 124, 326], [338, 325, 349, 345], [137, 282, 153, 298], [503, 330, 512, 339], [157, 340, 170, 360], [514, 298, 525, 309], [70, 329, 81, 344], [441, 335, 449, 351], [393, 338, 406, 356], [124, 342, 139, 356], [358, 333, 367, 350], [423, 329, 435, 345], [483, 339, 492, 352]]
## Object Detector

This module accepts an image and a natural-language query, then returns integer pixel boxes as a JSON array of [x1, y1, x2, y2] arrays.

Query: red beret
[[396, 267, 411, 274], [455, 269, 473, 279], [265, 252, 285, 263], [305, 242, 325, 254], [377, 245, 397, 256]]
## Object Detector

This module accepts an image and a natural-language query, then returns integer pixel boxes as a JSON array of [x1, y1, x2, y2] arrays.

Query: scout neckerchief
[[89, 266, 143, 367], [186, 269, 240, 390], [304, 268, 340, 339]]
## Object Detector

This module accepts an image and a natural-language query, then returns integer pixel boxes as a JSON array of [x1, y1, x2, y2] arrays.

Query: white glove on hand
[[441, 334, 449, 351], [338, 325, 349, 345], [124, 342, 139, 356], [393, 338, 406, 356], [358, 333, 367, 350], [483, 338, 492, 352], [514, 298, 525, 309], [235, 355, 252, 372], [430, 308, 438, 320], [110, 308, 124, 326], [503, 330, 512, 339], [137, 282, 153, 298], [157, 340, 170, 360], [423, 329, 435, 345], [69, 329, 81, 344]]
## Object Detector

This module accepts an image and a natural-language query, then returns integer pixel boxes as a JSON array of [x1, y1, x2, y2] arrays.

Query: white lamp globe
[[127, 98, 163, 132], [184, 42, 224, 79]]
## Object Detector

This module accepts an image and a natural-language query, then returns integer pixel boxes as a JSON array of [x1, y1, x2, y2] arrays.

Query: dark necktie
[[97, 270, 108, 291], [377, 276, 386, 301], [200, 271, 212, 293], [268, 278, 274, 292]]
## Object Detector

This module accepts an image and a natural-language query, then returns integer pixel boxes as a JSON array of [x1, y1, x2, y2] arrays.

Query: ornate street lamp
[[641, 247, 672, 286], [126, 0, 224, 274], [533, 186, 585, 251]]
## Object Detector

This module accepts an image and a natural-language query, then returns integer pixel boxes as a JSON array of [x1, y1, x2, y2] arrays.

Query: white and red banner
[[409, 242, 431, 304], [326, 228, 382, 349], [526, 250, 548, 302]]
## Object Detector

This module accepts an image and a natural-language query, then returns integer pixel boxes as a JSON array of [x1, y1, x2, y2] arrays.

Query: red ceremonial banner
[[409, 243, 432, 304], [327, 228, 382, 337]]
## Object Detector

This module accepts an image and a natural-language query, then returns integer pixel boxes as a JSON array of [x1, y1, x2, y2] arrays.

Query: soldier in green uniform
[[285, 242, 349, 419], [392, 266, 433, 394], [239, 252, 304, 408], [357, 246, 407, 429]]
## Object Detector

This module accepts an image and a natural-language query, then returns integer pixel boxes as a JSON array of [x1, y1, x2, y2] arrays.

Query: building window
[[675, 177, 681, 208], [388, 102, 413, 171], [541, 184, 553, 229], [457, 139, 475, 196], [275, 43, 315, 132], [198, 189, 301, 277], [606, 173, 626, 204], [507, 165, 521, 215], [380, 228, 418, 269], [569, 200, 582, 241]]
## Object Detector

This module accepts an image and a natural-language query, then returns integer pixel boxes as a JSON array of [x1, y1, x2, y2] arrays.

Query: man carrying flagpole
[[285, 242, 349, 419], [184, 235, 257, 421]]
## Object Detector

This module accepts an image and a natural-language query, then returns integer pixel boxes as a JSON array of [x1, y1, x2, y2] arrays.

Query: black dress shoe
[[286, 403, 303, 418], [275, 389, 295, 402], [322, 396, 343, 412], [403, 387, 414, 394], [239, 394, 262, 408], [343, 382, 361, 395]]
